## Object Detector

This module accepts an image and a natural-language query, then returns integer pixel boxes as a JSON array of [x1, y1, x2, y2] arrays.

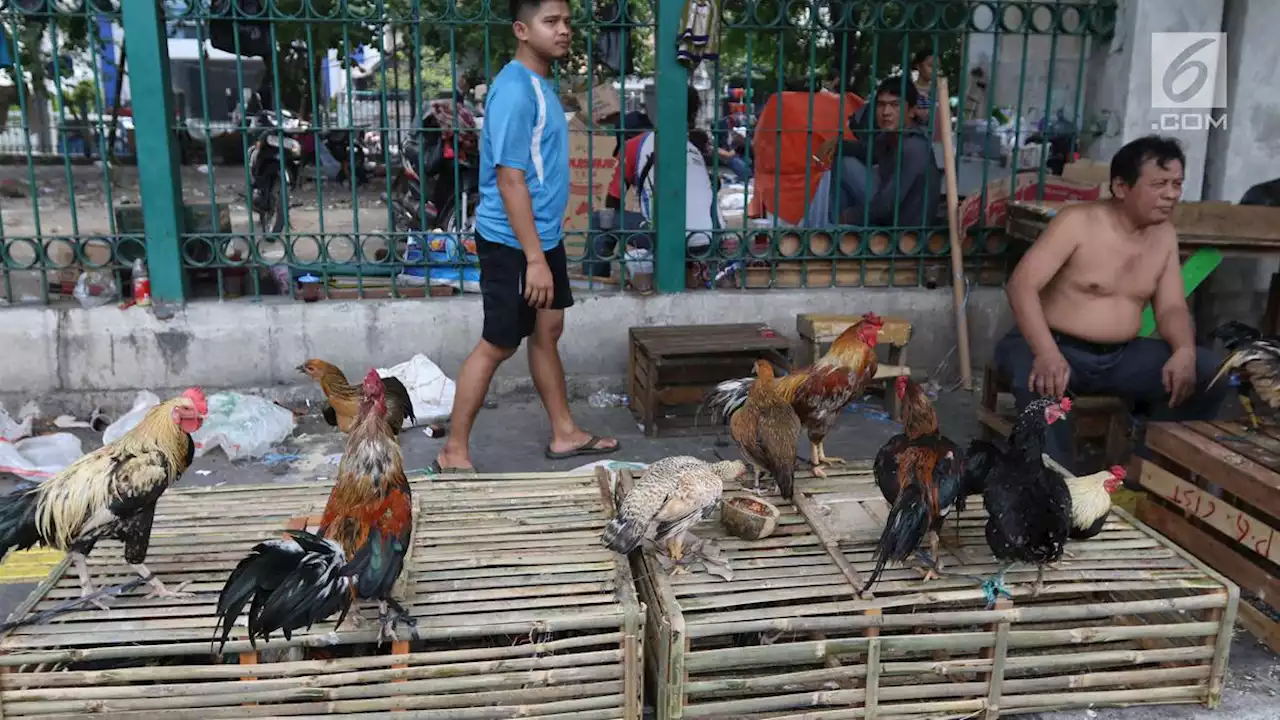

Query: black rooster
[[980, 396, 1073, 606]]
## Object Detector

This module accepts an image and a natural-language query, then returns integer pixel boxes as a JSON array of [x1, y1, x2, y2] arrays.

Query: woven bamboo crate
[[624, 463, 1237, 719], [0, 469, 643, 718]]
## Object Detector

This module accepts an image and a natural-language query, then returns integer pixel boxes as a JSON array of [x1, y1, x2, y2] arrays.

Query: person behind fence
[[996, 135, 1227, 472], [715, 109, 751, 183], [803, 75, 941, 230], [910, 49, 935, 128], [435, 0, 619, 474]]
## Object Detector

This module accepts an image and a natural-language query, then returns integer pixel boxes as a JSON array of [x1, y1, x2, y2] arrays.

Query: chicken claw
[[80, 583, 113, 612], [144, 579, 194, 600], [811, 465, 828, 478], [377, 599, 418, 645]]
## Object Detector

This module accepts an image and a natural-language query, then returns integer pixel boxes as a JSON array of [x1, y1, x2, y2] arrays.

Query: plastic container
[[298, 273, 322, 302], [131, 258, 151, 307]]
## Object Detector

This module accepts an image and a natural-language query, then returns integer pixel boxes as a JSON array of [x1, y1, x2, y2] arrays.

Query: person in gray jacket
[[806, 76, 942, 230]]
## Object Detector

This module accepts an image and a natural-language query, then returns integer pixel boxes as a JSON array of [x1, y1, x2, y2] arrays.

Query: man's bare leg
[[436, 340, 516, 471], [529, 309, 618, 455]]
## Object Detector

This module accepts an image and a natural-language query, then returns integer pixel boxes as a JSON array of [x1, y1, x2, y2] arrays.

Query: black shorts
[[477, 235, 574, 350]]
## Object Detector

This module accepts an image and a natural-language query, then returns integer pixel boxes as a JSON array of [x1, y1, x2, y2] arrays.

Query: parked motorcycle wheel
[[258, 173, 288, 237]]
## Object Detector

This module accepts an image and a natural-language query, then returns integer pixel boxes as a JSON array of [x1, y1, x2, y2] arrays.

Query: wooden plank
[[795, 314, 913, 348], [1236, 600, 1280, 654], [1133, 459, 1279, 565], [1135, 496, 1279, 604], [1189, 421, 1280, 472], [630, 324, 792, 357], [1145, 422, 1280, 518]]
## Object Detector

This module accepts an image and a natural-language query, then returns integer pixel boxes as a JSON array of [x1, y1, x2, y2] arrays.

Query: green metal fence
[[1, 0, 1114, 305]]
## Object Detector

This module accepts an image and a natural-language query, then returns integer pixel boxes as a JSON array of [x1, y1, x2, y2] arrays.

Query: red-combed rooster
[[979, 396, 1073, 604], [214, 370, 415, 647], [707, 313, 884, 477], [0, 388, 208, 609], [862, 377, 964, 593]]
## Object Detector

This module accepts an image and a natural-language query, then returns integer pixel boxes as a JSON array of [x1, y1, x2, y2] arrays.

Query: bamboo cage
[[0, 469, 644, 718], [623, 464, 1237, 719]]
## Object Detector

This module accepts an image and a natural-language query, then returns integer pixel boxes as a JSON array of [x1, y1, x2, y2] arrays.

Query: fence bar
[[652, 0, 690, 294], [120, 0, 186, 303]]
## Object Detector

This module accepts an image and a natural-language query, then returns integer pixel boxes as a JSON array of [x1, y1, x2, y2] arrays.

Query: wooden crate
[[0, 470, 644, 718], [624, 464, 1237, 719], [1133, 419, 1280, 653], [795, 313, 913, 421], [628, 324, 792, 437], [978, 363, 1132, 471]]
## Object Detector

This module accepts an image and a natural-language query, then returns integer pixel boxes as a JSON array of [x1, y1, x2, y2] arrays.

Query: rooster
[[0, 388, 208, 610], [1208, 321, 1280, 431], [298, 359, 416, 436], [724, 360, 802, 498], [602, 456, 745, 569], [1065, 465, 1126, 540], [707, 313, 884, 477], [863, 377, 964, 592], [214, 370, 415, 647], [979, 397, 1073, 604]]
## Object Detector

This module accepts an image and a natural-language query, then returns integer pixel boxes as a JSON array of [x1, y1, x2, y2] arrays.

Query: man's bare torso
[[1040, 202, 1175, 344]]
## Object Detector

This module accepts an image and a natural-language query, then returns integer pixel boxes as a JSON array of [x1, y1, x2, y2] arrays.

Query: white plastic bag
[[73, 270, 119, 309], [0, 402, 36, 442], [0, 433, 84, 481], [102, 391, 162, 444], [377, 354, 456, 426], [192, 392, 296, 461]]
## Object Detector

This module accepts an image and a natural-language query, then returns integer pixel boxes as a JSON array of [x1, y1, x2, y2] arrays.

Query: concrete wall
[[0, 289, 1011, 413]]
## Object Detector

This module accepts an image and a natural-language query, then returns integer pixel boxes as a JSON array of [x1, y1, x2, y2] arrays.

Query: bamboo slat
[[631, 465, 1237, 719], [0, 470, 644, 718]]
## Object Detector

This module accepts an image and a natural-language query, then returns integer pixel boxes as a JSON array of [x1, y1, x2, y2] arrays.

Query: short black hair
[[911, 48, 933, 68], [510, 0, 545, 22], [875, 75, 919, 108], [687, 85, 700, 127], [1110, 135, 1185, 192]]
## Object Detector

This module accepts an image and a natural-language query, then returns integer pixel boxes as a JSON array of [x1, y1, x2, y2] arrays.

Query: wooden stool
[[977, 363, 1132, 469], [795, 314, 912, 420], [628, 323, 793, 437]]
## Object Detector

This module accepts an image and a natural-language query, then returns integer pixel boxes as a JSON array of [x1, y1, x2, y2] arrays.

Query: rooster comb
[[362, 369, 385, 392], [1059, 397, 1073, 412], [181, 387, 208, 414], [861, 312, 884, 325]]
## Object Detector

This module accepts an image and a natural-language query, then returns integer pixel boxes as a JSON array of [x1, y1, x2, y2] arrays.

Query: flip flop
[[429, 460, 478, 476], [545, 435, 621, 460]]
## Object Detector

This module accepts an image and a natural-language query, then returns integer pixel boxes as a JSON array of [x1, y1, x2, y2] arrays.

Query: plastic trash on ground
[[0, 433, 84, 481], [0, 402, 38, 442], [377, 353, 456, 426], [73, 270, 119, 309], [192, 392, 297, 461], [102, 391, 162, 444]]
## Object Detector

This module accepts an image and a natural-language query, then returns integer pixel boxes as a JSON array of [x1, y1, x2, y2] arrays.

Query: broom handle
[[937, 77, 973, 391]]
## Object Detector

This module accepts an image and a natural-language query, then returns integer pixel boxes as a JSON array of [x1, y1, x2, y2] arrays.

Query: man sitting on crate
[[997, 135, 1227, 472]]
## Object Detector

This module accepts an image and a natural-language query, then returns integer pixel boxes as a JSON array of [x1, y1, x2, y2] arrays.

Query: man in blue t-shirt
[[435, 0, 619, 473]]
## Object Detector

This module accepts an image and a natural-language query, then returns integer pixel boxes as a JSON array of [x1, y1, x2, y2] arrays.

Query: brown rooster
[[725, 360, 802, 498], [707, 313, 884, 477], [298, 359, 416, 436], [0, 388, 208, 609], [863, 377, 964, 592], [215, 370, 416, 647]]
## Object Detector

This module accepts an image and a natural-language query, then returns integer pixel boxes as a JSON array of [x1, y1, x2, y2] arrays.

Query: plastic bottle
[[131, 258, 151, 307], [588, 390, 629, 409]]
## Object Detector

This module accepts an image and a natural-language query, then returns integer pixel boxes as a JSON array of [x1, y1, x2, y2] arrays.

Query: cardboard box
[[577, 83, 622, 123], [562, 114, 619, 255], [959, 173, 1102, 235]]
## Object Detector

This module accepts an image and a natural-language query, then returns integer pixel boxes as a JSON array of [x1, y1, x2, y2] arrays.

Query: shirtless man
[[997, 135, 1226, 470]]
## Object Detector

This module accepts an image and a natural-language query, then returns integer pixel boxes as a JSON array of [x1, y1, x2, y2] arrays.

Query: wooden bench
[[628, 323, 793, 437], [795, 314, 912, 420], [978, 363, 1132, 470], [1132, 420, 1280, 653]]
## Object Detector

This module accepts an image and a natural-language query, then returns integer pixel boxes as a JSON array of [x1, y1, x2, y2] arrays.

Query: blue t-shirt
[[475, 60, 568, 250]]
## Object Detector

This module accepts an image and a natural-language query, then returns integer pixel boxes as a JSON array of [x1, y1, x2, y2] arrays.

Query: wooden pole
[[936, 77, 973, 390]]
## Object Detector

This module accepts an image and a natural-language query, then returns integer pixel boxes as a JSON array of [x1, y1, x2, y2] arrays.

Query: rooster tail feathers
[[1210, 321, 1262, 350], [861, 484, 929, 595], [212, 531, 351, 652], [0, 490, 41, 562], [775, 460, 796, 500], [382, 375, 416, 425], [346, 525, 409, 601], [701, 378, 754, 425]]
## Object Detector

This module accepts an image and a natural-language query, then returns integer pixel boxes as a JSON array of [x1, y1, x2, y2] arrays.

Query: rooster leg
[[981, 563, 1016, 609], [913, 531, 944, 582], [810, 441, 828, 478], [1241, 396, 1262, 433], [1031, 565, 1047, 598], [131, 564, 194, 600], [667, 534, 690, 575], [377, 599, 419, 645], [72, 552, 112, 612], [818, 440, 846, 466]]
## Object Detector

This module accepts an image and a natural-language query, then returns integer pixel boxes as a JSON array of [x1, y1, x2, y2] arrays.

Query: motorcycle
[[388, 97, 480, 233], [322, 127, 375, 187], [247, 107, 303, 236]]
